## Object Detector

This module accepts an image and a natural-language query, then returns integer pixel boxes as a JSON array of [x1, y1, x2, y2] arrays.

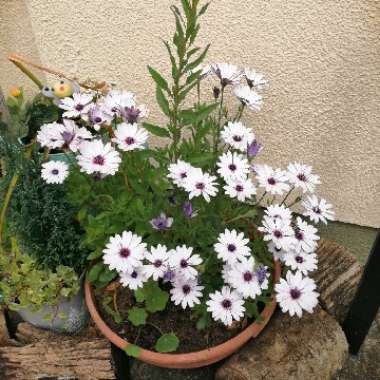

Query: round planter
[[85, 260, 281, 369], [18, 272, 89, 335]]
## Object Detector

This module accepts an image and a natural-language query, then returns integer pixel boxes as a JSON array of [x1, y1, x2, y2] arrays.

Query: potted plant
[[0, 86, 89, 333], [31, 0, 334, 368]]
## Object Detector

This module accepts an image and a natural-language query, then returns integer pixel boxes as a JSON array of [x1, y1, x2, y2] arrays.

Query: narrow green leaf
[[155, 333, 180, 353], [186, 44, 210, 72], [148, 66, 169, 92], [125, 344, 142, 358], [142, 122, 170, 138], [156, 86, 170, 116], [199, 3, 210, 17]]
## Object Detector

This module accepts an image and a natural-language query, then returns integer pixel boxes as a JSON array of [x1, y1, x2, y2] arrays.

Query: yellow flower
[[10, 87, 21, 97]]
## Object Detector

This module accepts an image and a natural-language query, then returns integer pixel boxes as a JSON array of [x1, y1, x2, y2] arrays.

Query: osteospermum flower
[[253, 164, 290, 196], [41, 160, 69, 184], [169, 245, 203, 280], [103, 231, 147, 274], [293, 217, 320, 253], [233, 85, 263, 112], [267, 242, 288, 262], [150, 212, 173, 230], [119, 266, 148, 290], [287, 162, 320, 194], [170, 278, 204, 309], [101, 90, 135, 117], [228, 257, 262, 299], [60, 119, 93, 152], [87, 104, 112, 131], [264, 204, 292, 223], [214, 229, 251, 265], [302, 195, 335, 224], [284, 251, 318, 275], [184, 168, 218, 203], [221, 122, 255, 152], [244, 68, 268, 90], [77, 140, 121, 176], [144, 244, 170, 281], [113, 123, 148, 151], [259, 216, 295, 252], [217, 151, 250, 182], [224, 178, 257, 202], [275, 271, 319, 317], [168, 160, 194, 188], [206, 286, 245, 326], [59, 92, 93, 118], [212, 63, 243, 87], [37, 122, 65, 149]]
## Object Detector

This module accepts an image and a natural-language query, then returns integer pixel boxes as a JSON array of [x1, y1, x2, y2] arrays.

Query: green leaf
[[156, 87, 170, 116], [199, 2, 210, 17], [88, 262, 104, 282], [155, 333, 180, 353], [148, 66, 169, 92], [125, 344, 142, 358], [134, 288, 145, 303], [142, 122, 170, 138], [146, 288, 169, 313], [128, 307, 148, 327], [87, 249, 103, 261], [186, 44, 210, 72]]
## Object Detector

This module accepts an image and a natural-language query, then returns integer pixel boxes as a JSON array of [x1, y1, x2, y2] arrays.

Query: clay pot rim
[[85, 260, 281, 369]]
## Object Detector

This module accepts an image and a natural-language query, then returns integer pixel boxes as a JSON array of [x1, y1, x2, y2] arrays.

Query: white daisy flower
[[221, 121, 255, 152], [206, 286, 245, 326], [217, 151, 250, 182], [264, 204, 292, 223], [87, 104, 113, 131], [287, 162, 320, 194], [103, 231, 147, 274], [293, 217, 320, 253], [113, 123, 148, 151], [37, 122, 65, 150], [59, 93, 93, 118], [167, 160, 194, 188], [143, 244, 170, 281], [275, 271, 319, 317], [183, 168, 218, 203], [284, 251, 318, 275], [41, 160, 69, 184], [233, 85, 263, 112], [228, 257, 262, 299], [101, 90, 134, 117], [222, 263, 233, 285], [224, 178, 257, 202], [119, 266, 148, 290], [302, 195, 335, 224], [77, 140, 121, 176], [267, 242, 288, 262], [253, 164, 290, 196], [244, 68, 268, 90], [60, 119, 93, 152], [214, 229, 251, 265], [259, 216, 295, 252], [211, 63, 243, 86], [168, 245, 203, 280], [170, 278, 204, 309]]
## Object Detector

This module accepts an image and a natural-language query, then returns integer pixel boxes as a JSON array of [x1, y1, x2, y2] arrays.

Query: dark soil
[[96, 287, 244, 353]]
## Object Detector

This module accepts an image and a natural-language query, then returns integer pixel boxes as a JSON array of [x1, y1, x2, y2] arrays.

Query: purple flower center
[[75, 104, 84, 111], [233, 135, 242, 142], [154, 260, 162, 268], [235, 185, 244, 192], [290, 288, 301, 300], [93, 155, 105, 166], [222, 299, 232, 309], [227, 244, 236, 252], [312, 206, 321, 214], [180, 259, 188, 268], [131, 271, 138, 279], [119, 248, 130, 258], [228, 164, 237, 171], [295, 230, 304, 241], [196, 182, 205, 190], [274, 230, 283, 238], [267, 177, 276, 185], [51, 169, 59, 175], [94, 116, 102, 123], [61, 131, 74, 144], [297, 173, 307, 182], [295, 256, 304, 263], [182, 284, 191, 295], [243, 271, 253, 282], [180, 172, 187, 179], [125, 137, 135, 145]]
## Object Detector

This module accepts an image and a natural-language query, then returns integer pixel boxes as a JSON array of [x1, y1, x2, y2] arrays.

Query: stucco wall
[[1, 0, 379, 228]]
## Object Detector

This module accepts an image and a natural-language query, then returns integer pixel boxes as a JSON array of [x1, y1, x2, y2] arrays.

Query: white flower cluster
[[37, 89, 149, 184]]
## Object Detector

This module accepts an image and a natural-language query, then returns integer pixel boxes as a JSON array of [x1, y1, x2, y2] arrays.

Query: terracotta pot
[[85, 260, 281, 369]]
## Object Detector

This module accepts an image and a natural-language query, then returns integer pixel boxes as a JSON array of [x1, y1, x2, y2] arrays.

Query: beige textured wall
[[1, 0, 379, 228]]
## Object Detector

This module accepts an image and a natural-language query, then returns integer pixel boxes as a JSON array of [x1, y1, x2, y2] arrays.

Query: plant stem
[[254, 191, 267, 206], [234, 103, 246, 121], [214, 86, 225, 154], [197, 81, 201, 106], [280, 186, 294, 206], [10, 61, 43, 90], [147, 322, 164, 335]]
